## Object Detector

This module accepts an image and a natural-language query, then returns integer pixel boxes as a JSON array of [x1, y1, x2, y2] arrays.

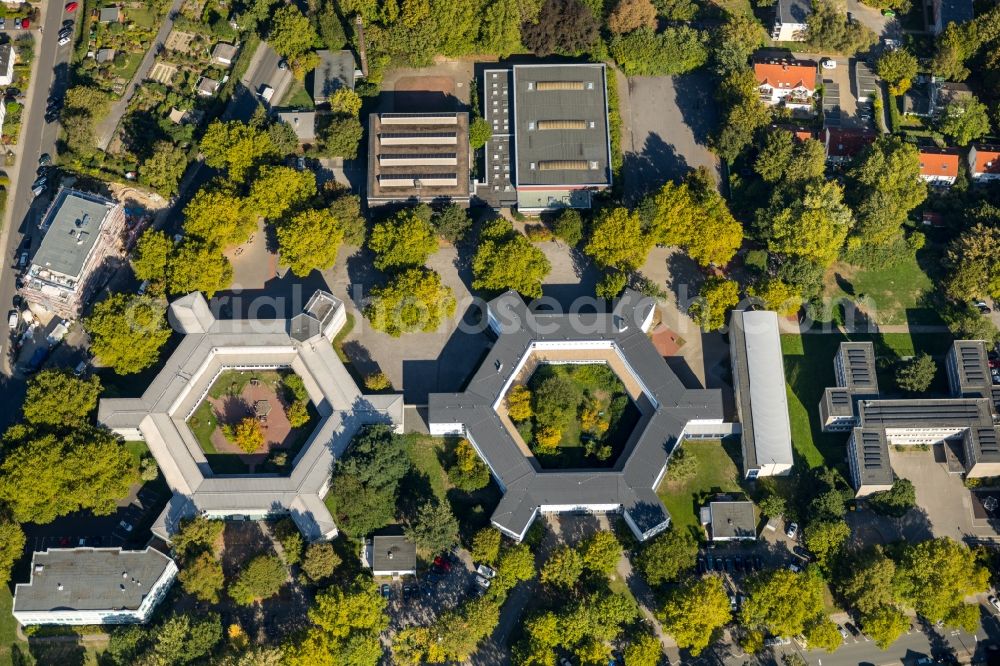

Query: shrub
[[273, 518, 303, 565], [553, 209, 584, 246], [287, 399, 310, 428], [364, 371, 392, 391], [301, 542, 341, 583], [525, 224, 553, 242], [447, 438, 490, 492]]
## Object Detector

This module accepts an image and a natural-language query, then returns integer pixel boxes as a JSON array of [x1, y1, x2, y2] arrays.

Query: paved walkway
[[615, 552, 678, 661], [95, 0, 186, 149]]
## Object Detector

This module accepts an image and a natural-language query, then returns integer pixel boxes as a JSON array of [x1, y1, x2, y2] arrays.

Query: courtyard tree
[[638, 528, 697, 584], [876, 48, 918, 95], [22, 369, 101, 428], [368, 210, 439, 270], [432, 204, 472, 243], [541, 545, 584, 589], [580, 531, 622, 577], [167, 241, 234, 297], [327, 425, 411, 537], [301, 542, 341, 584], [659, 575, 731, 655], [231, 417, 264, 454], [0, 427, 135, 523], [469, 117, 492, 150], [132, 229, 174, 287], [689, 276, 739, 332], [608, 0, 656, 34], [248, 166, 318, 221], [939, 96, 992, 146], [364, 268, 457, 337], [273, 518, 304, 565], [172, 516, 225, 558], [229, 554, 287, 606], [406, 500, 460, 554], [286, 400, 309, 428], [895, 353, 936, 393], [741, 568, 830, 639], [178, 552, 225, 603], [276, 208, 345, 278], [869, 478, 916, 517], [182, 186, 255, 249], [447, 438, 490, 491], [553, 209, 584, 246], [85, 293, 171, 375], [200, 120, 277, 183], [471, 528, 502, 565], [472, 219, 552, 298], [585, 206, 651, 272], [506, 385, 533, 421]]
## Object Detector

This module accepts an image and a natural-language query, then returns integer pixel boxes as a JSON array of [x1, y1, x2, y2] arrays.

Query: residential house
[[20, 189, 126, 319], [918, 147, 961, 185], [771, 0, 810, 41], [936, 81, 973, 109], [211, 42, 238, 67], [13, 548, 177, 626], [701, 500, 757, 541], [96, 48, 115, 64], [363, 529, 417, 578], [824, 127, 876, 164], [312, 49, 357, 104], [931, 0, 973, 35], [196, 76, 220, 97], [754, 59, 816, 110], [276, 110, 316, 144], [167, 107, 189, 125], [0, 44, 15, 87], [98, 5, 122, 23], [969, 145, 1000, 182]]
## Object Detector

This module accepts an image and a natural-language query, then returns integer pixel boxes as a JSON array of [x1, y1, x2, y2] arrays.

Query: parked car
[[785, 522, 798, 539], [7, 310, 18, 329], [32, 176, 46, 190], [432, 555, 452, 572], [788, 561, 802, 573], [793, 546, 812, 560], [0, 17, 6, 29], [975, 301, 991, 314], [39, 153, 51, 166], [990, 595, 1000, 612], [844, 622, 860, 637], [18, 251, 28, 268], [58, 32, 72, 45], [475, 574, 492, 590], [20, 18, 27, 28], [838, 625, 850, 639], [380, 583, 390, 599], [476, 564, 497, 579], [65, 1, 78, 10], [118, 520, 133, 532], [73, 360, 87, 377], [821, 58, 837, 69]]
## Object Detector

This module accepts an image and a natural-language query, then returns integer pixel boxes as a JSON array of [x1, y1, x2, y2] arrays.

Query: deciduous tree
[[585, 207, 651, 271], [132, 229, 173, 286], [172, 516, 224, 558], [248, 166, 317, 221], [610, 26, 709, 76], [638, 528, 697, 584], [85, 293, 171, 374], [229, 555, 287, 606], [200, 120, 277, 183], [364, 268, 457, 336], [448, 438, 490, 491], [607, 0, 656, 34], [876, 48, 918, 95], [541, 545, 584, 589], [149, 613, 222, 666], [689, 276, 738, 332], [939, 96, 992, 146], [0, 521, 25, 588], [659, 575, 731, 655], [179, 552, 225, 603], [471, 528, 502, 565], [22, 370, 101, 428], [330, 88, 363, 117], [276, 208, 344, 277], [469, 117, 492, 150], [740, 568, 829, 639], [869, 478, 916, 517], [141, 141, 188, 195], [268, 5, 319, 74], [848, 136, 926, 249], [301, 542, 341, 584], [580, 531, 621, 576], [805, 0, 877, 54], [167, 241, 234, 297], [521, 0, 598, 56], [749, 278, 802, 317], [182, 186, 254, 249], [895, 353, 936, 393], [765, 180, 852, 266], [896, 537, 989, 624], [368, 210, 439, 270], [944, 223, 1000, 301], [862, 605, 909, 649], [406, 500, 460, 554], [803, 519, 850, 570], [472, 219, 552, 298], [317, 115, 364, 158], [713, 15, 766, 76], [432, 204, 472, 243]]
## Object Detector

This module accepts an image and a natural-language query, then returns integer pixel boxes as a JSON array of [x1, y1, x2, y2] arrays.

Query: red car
[[432, 555, 452, 572], [20, 17, 28, 28], [65, 1, 78, 11]]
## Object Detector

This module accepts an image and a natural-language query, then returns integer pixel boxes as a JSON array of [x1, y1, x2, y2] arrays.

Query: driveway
[[621, 71, 719, 204], [846, 0, 901, 38], [226, 42, 293, 122]]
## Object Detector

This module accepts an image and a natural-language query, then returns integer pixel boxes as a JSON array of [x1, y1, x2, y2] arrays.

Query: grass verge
[[657, 439, 743, 540]]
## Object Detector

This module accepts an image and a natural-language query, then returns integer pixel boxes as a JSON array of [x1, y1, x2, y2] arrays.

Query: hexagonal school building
[[98, 290, 403, 542], [428, 290, 730, 542]]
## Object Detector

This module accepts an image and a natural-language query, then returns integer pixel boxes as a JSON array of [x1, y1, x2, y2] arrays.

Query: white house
[[13, 548, 177, 626], [969, 144, 1000, 182], [771, 0, 810, 41], [0, 44, 15, 87], [754, 59, 816, 110]]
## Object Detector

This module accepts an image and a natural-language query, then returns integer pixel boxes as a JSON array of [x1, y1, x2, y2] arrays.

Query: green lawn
[[781, 332, 955, 469], [657, 439, 743, 540], [0, 585, 19, 666], [279, 78, 315, 110], [822, 246, 944, 326]]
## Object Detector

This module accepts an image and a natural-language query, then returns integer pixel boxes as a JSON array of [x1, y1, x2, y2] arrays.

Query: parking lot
[[385, 551, 481, 631], [817, 56, 875, 129]]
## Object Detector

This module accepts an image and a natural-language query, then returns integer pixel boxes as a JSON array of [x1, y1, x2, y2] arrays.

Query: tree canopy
[[585, 207, 651, 272], [472, 219, 552, 298], [22, 370, 101, 428], [944, 223, 1000, 302], [247, 166, 318, 221], [638, 528, 697, 584], [876, 48, 918, 95], [648, 174, 742, 267], [659, 575, 731, 655], [364, 268, 457, 336], [610, 26, 709, 76], [368, 210, 439, 271], [741, 568, 833, 640], [229, 555, 287, 606], [85, 293, 171, 375], [167, 240, 234, 297], [276, 208, 345, 277], [521, 0, 599, 56], [182, 186, 254, 249], [406, 500, 460, 554], [284, 579, 388, 666], [847, 136, 926, 250], [895, 353, 936, 393], [689, 276, 739, 331], [939, 96, 992, 146], [200, 120, 276, 183]]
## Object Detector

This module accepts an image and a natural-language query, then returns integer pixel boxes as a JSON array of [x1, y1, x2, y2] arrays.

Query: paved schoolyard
[[621, 72, 719, 204]]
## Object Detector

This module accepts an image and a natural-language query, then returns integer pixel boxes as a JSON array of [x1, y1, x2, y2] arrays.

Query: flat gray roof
[[512, 64, 611, 188], [276, 111, 316, 142], [372, 533, 416, 572], [777, 0, 811, 23], [952, 340, 991, 394], [851, 427, 893, 487], [709, 501, 756, 539], [730, 310, 794, 473], [33, 190, 117, 280], [14, 548, 174, 613], [859, 398, 993, 428], [838, 342, 879, 392], [313, 49, 356, 102], [429, 290, 724, 540]]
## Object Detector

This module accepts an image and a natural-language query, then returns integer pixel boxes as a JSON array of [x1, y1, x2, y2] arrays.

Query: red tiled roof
[[825, 128, 877, 158], [972, 145, 1000, 175], [754, 60, 816, 90], [918, 148, 960, 178]]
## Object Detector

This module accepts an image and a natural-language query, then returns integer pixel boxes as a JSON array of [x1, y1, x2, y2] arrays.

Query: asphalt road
[[0, 0, 73, 415], [226, 42, 292, 123]]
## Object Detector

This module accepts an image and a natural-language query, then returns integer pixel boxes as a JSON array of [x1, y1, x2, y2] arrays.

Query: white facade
[[969, 146, 1000, 182], [771, 21, 807, 41], [0, 45, 14, 87]]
